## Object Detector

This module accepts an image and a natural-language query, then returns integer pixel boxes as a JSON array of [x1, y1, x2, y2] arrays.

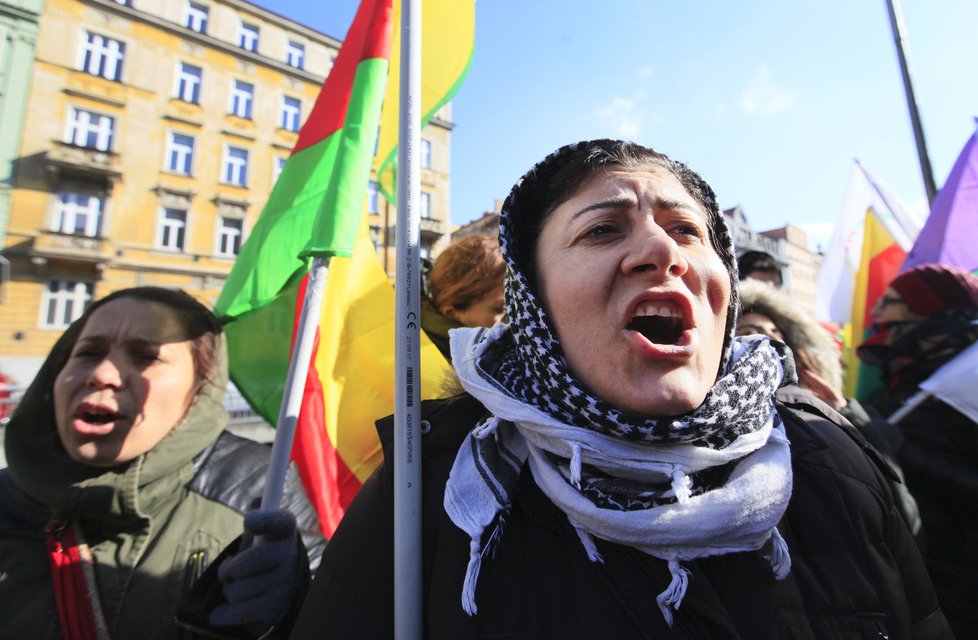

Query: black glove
[[209, 510, 303, 636]]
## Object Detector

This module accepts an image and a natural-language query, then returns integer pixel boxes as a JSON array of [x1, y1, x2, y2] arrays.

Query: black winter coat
[[876, 384, 978, 640], [292, 393, 951, 640]]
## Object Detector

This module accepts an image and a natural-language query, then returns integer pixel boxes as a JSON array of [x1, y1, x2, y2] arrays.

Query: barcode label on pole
[[406, 367, 414, 407]]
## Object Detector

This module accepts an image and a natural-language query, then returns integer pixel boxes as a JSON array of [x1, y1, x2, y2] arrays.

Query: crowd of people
[[2, 137, 974, 639]]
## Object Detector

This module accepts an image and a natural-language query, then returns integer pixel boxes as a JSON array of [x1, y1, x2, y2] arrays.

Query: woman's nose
[[86, 357, 124, 389], [620, 219, 688, 278], [869, 297, 885, 320]]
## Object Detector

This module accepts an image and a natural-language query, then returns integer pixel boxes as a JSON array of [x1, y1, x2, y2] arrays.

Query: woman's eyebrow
[[74, 336, 107, 348], [569, 195, 635, 221], [653, 196, 705, 217], [569, 194, 704, 223]]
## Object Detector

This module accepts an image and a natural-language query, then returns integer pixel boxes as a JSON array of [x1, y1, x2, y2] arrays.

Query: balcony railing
[[45, 141, 122, 181], [419, 216, 443, 236], [33, 231, 109, 263]]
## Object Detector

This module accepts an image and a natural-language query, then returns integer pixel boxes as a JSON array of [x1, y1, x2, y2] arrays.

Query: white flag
[[918, 340, 978, 423], [815, 161, 921, 323]]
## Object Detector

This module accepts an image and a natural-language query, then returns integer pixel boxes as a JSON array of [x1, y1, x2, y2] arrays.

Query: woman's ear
[[440, 305, 459, 320]]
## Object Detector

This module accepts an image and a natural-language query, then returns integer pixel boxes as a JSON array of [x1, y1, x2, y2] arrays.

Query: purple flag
[[902, 123, 978, 273]]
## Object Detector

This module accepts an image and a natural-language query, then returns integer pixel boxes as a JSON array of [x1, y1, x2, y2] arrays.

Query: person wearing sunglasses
[[859, 263, 978, 639]]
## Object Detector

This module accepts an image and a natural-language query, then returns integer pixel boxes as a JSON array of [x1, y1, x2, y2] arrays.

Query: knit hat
[[498, 139, 740, 369], [889, 263, 978, 318]]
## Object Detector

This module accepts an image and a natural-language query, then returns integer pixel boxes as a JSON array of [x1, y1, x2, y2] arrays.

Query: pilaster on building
[[0, 0, 456, 386]]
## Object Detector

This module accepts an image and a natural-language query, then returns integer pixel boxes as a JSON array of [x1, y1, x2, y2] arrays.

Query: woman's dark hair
[[500, 140, 739, 353], [55, 287, 223, 392], [502, 140, 732, 292], [737, 251, 782, 281], [428, 235, 505, 315]]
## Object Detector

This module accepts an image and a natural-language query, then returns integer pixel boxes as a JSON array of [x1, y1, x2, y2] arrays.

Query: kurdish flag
[[843, 210, 909, 400], [216, 0, 472, 536], [216, 0, 393, 321], [298, 0, 473, 535]]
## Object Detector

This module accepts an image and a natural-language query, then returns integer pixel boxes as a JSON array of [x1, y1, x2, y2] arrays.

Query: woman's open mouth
[[627, 301, 686, 346], [72, 404, 123, 435]]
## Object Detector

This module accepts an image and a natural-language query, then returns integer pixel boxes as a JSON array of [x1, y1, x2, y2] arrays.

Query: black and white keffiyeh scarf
[[443, 140, 799, 626], [446, 326, 795, 626]]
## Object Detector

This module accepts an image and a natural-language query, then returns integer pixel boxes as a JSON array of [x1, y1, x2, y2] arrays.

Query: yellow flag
[[374, 0, 476, 201]]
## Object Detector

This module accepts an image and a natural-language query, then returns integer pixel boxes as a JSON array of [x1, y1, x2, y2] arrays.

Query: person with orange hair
[[421, 234, 507, 360]]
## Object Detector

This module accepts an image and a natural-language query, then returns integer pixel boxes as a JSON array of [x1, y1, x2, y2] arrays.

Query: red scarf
[[46, 518, 110, 640]]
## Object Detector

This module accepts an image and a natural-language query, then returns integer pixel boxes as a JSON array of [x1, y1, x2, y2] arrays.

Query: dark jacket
[[777, 384, 923, 543], [876, 380, 978, 640], [0, 333, 325, 639], [293, 393, 950, 640]]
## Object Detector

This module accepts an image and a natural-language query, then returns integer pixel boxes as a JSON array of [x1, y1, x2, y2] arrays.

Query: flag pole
[[394, 0, 423, 636], [883, 0, 938, 205], [886, 389, 930, 425], [259, 257, 329, 511]]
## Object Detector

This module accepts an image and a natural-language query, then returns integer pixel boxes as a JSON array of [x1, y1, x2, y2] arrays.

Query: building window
[[54, 192, 103, 237], [367, 180, 378, 214], [419, 242, 432, 259], [229, 80, 253, 118], [78, 32, 125, 81], [273, 155, 287, 183], [174, 62, 202, 103], [157, 208, 187, 251], [238, 22, 259, 52], [222, 146, 249, 186], [66, 108, 114, 151], [286, 40, 305, 69], [420, 139, 432, 169], [40, 280, 93, 329], [216, 217, 243, 256], [185, 2, 208, 33], [280, 96, 301, 132], [165, 132, 195, 175], [420, 191, 431, 219]]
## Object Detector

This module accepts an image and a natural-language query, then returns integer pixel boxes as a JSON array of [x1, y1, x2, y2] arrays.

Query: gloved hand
[[209, 509, 303, 636]]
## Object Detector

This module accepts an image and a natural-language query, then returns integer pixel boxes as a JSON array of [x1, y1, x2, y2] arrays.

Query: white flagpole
[[394, 0, 423, 636], [259, 257, 330, 511], [886, 389, 930, 425]]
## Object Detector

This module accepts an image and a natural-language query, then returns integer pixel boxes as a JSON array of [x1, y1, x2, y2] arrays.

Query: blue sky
[[260, 1, 978, 252]]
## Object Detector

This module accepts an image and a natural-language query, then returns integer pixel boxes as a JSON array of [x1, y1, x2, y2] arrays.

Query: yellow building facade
[[0, 0, 455, 385]]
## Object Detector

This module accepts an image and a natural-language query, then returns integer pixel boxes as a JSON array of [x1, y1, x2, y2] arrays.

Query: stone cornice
[[84, 0, 337, 86]]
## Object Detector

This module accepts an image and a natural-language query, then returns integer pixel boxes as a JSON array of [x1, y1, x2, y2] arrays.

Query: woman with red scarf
[[858, 263, 978, 640]]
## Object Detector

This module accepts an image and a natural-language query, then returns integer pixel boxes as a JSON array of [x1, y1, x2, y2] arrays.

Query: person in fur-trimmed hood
[[736, 278, 923, 542], [291, 139, 950, 639], [737, 278, 844, 405]]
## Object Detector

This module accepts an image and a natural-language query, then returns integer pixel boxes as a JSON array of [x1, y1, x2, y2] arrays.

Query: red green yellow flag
[[216, 0, 394, 320], [216, 0, 473, 536], [842, 209, 908, 400], [295, 0, 473, 535]]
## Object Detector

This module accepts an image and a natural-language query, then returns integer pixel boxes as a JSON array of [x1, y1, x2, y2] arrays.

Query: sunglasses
[[875, 295, 907, 309]]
